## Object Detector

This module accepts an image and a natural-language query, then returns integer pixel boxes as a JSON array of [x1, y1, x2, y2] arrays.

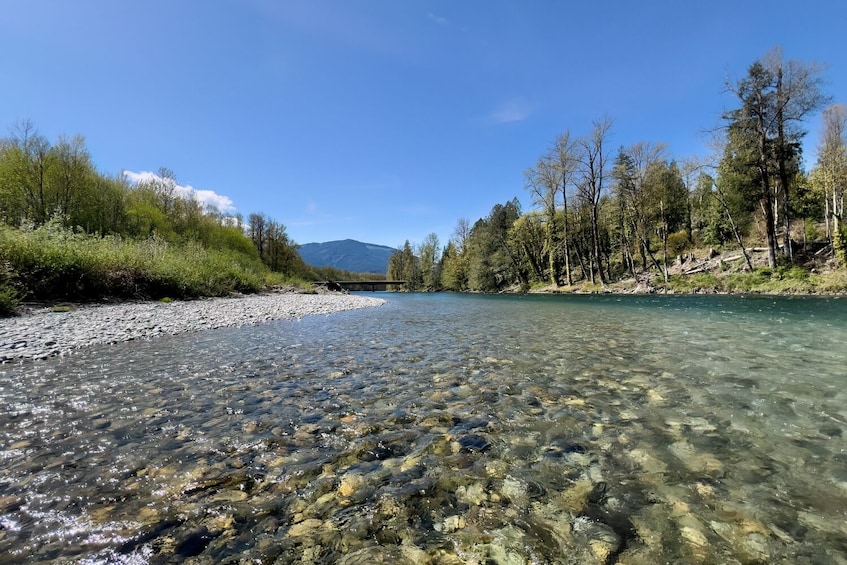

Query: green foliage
[[816, 269, 847, 291], [464, 199, 523, 291], [418, 233, 441, 291], [0, 281, 18, 317], [667, 230, 690, 255], [0, 221, 268, 302], [725, 269, 772, 291], [723, 265, 817, 293], [439, 241, 468, 291], [508, 213, 546, 283], [387, 240, 419, 290], [665, 273, 721, 292], [717, 128, 759, 233], [246, 212, 311, 277], [125, 196, 176, 240], [0, 122, 313, 303], [804, 218, 820, 243]]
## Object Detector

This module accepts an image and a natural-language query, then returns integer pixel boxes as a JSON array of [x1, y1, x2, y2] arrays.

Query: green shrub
[[0, 282, 18, 317], [775, 265, 809, 280], [666, 273, 722, 292], [724, 265, 817, 293], [805, 218, 820, 244], [0, 221, 270, 302], [667, 230, 690, 255]]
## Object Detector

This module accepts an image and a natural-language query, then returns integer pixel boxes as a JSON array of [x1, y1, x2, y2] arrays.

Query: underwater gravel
[[0, 292, 384, 363]]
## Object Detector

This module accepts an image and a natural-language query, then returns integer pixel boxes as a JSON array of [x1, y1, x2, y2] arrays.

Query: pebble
[[0, 292, 384, 363]]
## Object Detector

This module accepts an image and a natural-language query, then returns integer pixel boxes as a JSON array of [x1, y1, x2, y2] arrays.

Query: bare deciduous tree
[[576, 117, 612, 284]]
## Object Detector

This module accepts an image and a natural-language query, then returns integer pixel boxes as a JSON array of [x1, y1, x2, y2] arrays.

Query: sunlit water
[[1, 293, 846, 564]]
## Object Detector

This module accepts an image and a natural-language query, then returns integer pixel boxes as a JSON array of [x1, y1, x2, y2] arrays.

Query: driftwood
[[683, 261, 712, 275], [682, 254, 746, 275]]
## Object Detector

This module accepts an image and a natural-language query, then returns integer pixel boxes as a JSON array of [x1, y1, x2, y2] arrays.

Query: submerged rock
[[458, 434, 492, 454]]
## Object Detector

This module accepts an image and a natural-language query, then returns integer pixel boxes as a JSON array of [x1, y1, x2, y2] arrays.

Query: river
[[1, 293, 846, 563]]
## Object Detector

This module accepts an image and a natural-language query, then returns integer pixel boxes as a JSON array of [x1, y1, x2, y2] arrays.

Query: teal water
[[1, 293, 846, 563]]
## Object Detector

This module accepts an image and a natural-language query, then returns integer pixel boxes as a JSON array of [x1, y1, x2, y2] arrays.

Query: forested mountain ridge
[[388, 49, 847, 294], [298, 240, 397, 274]]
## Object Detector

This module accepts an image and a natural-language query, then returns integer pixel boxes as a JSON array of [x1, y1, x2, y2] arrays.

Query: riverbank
[[520, 246, 847, 295], [0, 291, 384, 363]]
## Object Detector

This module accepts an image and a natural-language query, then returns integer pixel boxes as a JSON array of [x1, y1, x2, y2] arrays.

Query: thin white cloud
[[122, 170, 236, 214], [427, 12, 448, 26], [490, 99, 532, 124]]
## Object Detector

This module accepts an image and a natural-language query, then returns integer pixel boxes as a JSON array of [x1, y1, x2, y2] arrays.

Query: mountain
[[297, 239, 398, 274]]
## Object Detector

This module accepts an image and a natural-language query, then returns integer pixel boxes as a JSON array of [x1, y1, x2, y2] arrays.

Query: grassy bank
[[659, 267, 847, 294], [0, 222, 293, 316]]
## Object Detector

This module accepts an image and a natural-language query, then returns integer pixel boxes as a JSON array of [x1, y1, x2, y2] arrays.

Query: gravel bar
[[0, 292, 385, 363]]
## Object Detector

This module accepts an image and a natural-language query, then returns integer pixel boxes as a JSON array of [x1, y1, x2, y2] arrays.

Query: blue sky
[[2, 1, 845, 249]]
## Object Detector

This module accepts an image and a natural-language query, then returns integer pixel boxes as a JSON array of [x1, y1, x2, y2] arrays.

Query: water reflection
[[1, 294, 846, 563]]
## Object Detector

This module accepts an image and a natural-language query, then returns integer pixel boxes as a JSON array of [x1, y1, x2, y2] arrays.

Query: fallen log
[[684, 267, 711, 275], [815, 245, 832, 256]]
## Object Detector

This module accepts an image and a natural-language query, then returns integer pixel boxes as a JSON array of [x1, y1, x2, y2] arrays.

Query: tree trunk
[[776, 66, 794, 262], [590, 204, 605, 284], [546, 221, 557, 286], [587, 249, 595, 284], [750, 87, 779, 268], [825, 191, 832, 242], [573, 239, 587, 282], [637, 223, 647, 270], [761, 189, 778, 268], [834, 213, 846, 265], [715, 186, 754, 271], [757, 138, 778, 268], [834, 186, 847, 265], [524, 241, 543, 281], [562, 196, 573, 286], [619, 199, 634, 278]]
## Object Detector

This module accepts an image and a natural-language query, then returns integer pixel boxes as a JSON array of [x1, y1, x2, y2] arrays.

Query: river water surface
[[1, 293, 846, 564]]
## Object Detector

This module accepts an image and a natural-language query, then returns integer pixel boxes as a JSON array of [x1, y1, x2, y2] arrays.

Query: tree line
[[0, 120, 319, 279], [389, 48, 846, 292]]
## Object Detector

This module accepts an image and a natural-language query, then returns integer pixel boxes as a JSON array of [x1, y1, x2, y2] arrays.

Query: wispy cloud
[[490, 99, 532, 124], [427, 12, 448, 26], [122, 170, 236, 214]]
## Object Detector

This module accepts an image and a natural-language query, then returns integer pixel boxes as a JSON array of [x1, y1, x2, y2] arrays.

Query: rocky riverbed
[[0, 292, 384, 363]]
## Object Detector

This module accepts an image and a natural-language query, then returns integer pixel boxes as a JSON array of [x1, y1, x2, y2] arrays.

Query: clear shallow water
[[1, 293, 846, 564]]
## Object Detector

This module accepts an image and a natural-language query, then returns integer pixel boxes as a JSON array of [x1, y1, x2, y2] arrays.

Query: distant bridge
[[314, 280, 407, 292]]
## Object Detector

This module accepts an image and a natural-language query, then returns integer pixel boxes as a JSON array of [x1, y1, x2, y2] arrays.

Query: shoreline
[[0, 292, 385, 364], [523, 284, 847, 296]]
